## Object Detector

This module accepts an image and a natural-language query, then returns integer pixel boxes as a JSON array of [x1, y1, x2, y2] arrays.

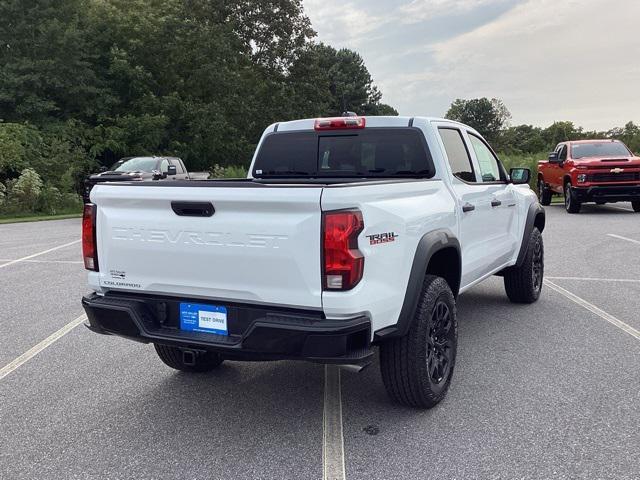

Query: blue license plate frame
[[179, 302, 228, 335]]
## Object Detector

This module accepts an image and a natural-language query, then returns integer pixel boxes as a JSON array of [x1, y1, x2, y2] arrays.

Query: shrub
[[36, 186, 63, 214], [498, 152, 544, 189], [210, 164, 248, 179], [11, 168, 43, 212]]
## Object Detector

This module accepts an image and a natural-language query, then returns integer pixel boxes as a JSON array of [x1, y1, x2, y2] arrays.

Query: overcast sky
[[303, 0, 640, 130]]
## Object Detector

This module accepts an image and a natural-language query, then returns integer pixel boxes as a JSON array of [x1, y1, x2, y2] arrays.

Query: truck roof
[[272, 116, 468, 132]]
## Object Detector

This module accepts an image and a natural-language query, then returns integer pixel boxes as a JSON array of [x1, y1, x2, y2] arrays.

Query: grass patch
[[0, 212, 82, 224]]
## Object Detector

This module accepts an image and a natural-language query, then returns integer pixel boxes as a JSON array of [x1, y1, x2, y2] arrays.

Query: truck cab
[[538, 140, 640, 213]]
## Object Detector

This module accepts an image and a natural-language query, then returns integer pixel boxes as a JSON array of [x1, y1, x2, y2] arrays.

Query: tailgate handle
[[171, 201, 215, 217]]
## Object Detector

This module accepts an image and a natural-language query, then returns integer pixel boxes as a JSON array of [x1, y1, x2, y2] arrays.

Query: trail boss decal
[[367, 232, 398, 245]]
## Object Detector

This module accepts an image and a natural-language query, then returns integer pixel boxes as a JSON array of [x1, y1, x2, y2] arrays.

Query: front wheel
[[504, 227, 544, 303], [379, 275, 457, 409], [154, 344, 224, 372], [564, 182, 581, 213], [632, 201, 640, 212]]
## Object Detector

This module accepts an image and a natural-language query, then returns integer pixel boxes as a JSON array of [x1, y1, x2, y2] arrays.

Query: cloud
[[422, 0, 640, 128], [399, 0, 509, 23], [303, 0, 640, 129], [303, 0, 389, 47]]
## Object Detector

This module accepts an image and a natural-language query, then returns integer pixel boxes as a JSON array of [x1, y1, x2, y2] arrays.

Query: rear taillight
[[82, 203, 98, 271], [322, 210, 364, 291], [314, 116, 366, 131]]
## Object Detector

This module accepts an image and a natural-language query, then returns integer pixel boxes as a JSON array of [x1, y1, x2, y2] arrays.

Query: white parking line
[[0, 239, 81, 269], [0, 314, 87, 381], [544, 280, 640, 341], [607, 234, 640, 246], [0, 258, 83, 265], [323, 365, 346, 480], [546, 276, 640, 283]]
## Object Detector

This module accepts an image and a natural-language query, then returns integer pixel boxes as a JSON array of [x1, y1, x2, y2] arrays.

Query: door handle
[[491, 200, 502, 207], [462, 203, 475, 212]]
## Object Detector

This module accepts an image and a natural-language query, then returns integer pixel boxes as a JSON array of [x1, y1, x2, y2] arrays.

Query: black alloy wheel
[[426, 301, 454, 388], [531, 234, 543, 293]]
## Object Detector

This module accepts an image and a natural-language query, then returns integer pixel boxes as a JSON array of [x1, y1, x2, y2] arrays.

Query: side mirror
[[510, 168, 531, 185], [99, 166, 108, 173], [548, 152, 560, 163], [167, 165, 177, 176]]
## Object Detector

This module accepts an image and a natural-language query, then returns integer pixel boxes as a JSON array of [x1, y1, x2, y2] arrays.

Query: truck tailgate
[[91, 184, 322, 308]]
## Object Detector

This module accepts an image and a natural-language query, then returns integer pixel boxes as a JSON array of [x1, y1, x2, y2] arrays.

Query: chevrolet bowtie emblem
[[610, 168, 624, 173]]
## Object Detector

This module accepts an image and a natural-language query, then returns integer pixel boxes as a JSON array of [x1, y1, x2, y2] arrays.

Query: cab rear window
[[253, 128, 435, 178]]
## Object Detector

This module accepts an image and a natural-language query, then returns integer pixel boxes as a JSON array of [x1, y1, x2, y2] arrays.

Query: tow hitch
[[181, 349, 200, 366]]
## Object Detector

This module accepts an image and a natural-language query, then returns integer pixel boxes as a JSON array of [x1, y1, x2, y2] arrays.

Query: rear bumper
[[82, 292, 373, 365], [572, 185, 640, 202]]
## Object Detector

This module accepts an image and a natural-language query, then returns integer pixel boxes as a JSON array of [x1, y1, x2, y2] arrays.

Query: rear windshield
[[253, 128, 435, 178], [571, 142, 630, 159]]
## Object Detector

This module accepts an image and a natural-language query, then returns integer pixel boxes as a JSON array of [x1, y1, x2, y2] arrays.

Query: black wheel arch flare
[[374, 229, 461, 341], [516, 202, 546, 267]]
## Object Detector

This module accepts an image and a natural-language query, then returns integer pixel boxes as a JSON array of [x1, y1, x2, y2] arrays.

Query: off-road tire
[[632, 201, 640, 212], [379, 275, 457, 409], [504, 228, 544, 303], [564, 182, 581, 213], [154, 344, 224, 372], [538, 178, 552, 206]]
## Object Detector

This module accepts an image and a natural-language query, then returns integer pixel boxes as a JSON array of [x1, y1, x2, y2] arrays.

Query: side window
[[438, 128, 476, 183], [558, 145, 567, 161], [468, 134, 503, 183], [171, 160, 184, 174], [159, 159, 169, 173]]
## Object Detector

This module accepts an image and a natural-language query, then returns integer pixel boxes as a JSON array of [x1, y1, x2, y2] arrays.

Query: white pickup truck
[[81, 115, 545, 408]]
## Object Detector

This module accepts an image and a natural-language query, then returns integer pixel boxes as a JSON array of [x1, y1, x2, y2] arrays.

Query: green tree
[[225, 0, 315, 72], [0, 123, 43, 179], [608, 121, 640, 153], [445, 98, 511, 143], [542, 121, 583, 147], [0, 0, 399, 193], [0, 0, 109, 124], [498, 124, 546, 154], [287, 43, 397, 118]]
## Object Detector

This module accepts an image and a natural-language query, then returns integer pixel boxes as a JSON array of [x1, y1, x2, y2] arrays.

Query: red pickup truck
[[538, 139, 640, 213]]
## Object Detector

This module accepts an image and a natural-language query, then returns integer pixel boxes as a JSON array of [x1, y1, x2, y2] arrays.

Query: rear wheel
[[537, 178, 552, 206], [564, 182, 581, 213], [154, 344, 224, 372], [504, 228, 544, 303], [379, 275, 457, 409], [632, 201, 640, 212]]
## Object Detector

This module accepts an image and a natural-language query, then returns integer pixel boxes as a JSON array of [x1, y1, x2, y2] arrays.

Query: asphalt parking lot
[[1, 204, 639, 480]]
